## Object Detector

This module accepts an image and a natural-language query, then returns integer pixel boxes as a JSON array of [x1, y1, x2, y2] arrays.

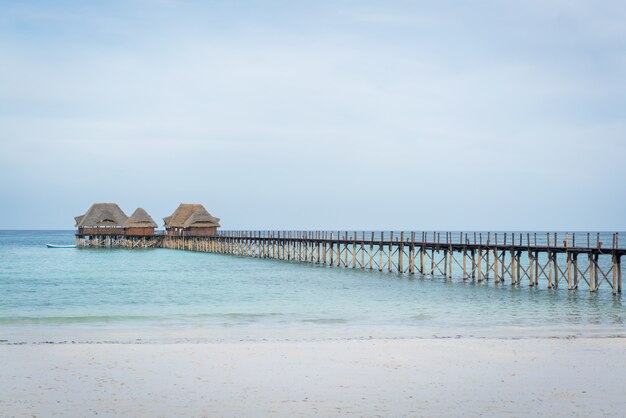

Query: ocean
[[1, 230, 624, 343]]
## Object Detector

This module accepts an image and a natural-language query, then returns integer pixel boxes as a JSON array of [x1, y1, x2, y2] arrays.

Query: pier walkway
[[154, 231, 624, 295]]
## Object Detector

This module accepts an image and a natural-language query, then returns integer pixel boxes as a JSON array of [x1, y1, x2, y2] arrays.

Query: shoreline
[[2, 338, 625, 417], [3, 319, 626, 345], [3, 333, 626, 345]]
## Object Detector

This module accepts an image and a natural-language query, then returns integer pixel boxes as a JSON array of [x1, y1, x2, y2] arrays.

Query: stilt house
[[75, 203, 129, 235], [163, 203, 221, 237], [124, 208, 157, 236]]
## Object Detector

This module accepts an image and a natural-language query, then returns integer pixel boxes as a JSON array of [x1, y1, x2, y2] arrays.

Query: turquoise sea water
[[1, 230, 624, 343]]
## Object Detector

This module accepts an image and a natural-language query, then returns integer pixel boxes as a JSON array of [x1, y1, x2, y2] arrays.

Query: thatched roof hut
[[164, 203, 220, 236], [75, 203, 128, 228], [124, 207, 157, 236], [124, 208, 157, 228], [164, 204, 220, 228]]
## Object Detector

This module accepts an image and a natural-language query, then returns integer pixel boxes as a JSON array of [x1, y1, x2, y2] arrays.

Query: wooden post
[[398, 232, 404, 273], [462, 244, 467, 280], [336, 231, 341, 267], [352, 231, 357, 269], [306, 232, 310, 263], [431, 248, 435, 275], [493, 244, 500, 283], [316, 231, 321, 264], [344, 231, 348, 268], [420, 239, 425, 274], [494, 233, 499, 283], [485, 232, 490, 279], [593, 253, 599, 292], [471, 249, 475, 279], [588, 253, 594, 292], [369, 232, 374, 270], [529, 250, 534, 287], [408, 232, 415, 275], [572, 253, 578, 289], [448, 235, 453, 279], [360, 231, 365, 269], [388, 231, 393, 273], [516, 251, 522, 285], [613, 252, 618, 296], [431, 232, 436, 274], [477, 245, 482, 282], [510, 248, 516, 286], [618, 255, 622, 293], [379, 233, 384, 272], [554, 252, 559, 289], [329, 232, 334, 266], [566, 232, 572, 290], [534, 251, 539, 287]]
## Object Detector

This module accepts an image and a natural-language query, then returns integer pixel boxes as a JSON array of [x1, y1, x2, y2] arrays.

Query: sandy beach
[[1, 338, 625, 417]]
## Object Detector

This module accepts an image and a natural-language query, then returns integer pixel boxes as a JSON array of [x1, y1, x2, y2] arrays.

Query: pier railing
[[214, 231, 621, 250], [160, 231, 624, 295]]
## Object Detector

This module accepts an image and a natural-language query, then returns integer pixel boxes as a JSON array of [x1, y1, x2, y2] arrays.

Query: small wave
[[300, 318, 348, 324], [0, 315, 155, 325], [188, 312, 284, 321], [0, 312, 286, 325], [409, 314, 433, 321]]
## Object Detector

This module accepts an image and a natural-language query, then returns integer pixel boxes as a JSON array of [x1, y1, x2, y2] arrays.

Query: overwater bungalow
[[163, 203, 221, 237], [124, 208, 157, 236], [75, 203, 129, 236]]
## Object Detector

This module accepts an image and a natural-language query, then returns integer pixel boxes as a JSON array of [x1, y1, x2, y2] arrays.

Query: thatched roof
[[183, 207, 221, 228], [75, 203, 128, 227], [124, 208, 157, 228], [164, 203, 220, 228]]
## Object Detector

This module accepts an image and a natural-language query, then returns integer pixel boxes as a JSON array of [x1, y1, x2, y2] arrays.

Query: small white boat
[[46, 244, 77, 248]]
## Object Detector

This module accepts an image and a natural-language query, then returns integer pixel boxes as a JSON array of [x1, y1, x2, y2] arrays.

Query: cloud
[[0, 0, 625, 229]]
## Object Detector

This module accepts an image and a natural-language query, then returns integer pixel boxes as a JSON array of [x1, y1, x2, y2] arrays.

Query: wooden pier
[[72, 203, 624, 294], [159, 231, 624, 295], [76, 234, 162, 248]]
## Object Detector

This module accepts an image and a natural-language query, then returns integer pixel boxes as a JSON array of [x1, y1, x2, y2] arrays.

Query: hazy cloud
[[1, 0, 624, 230]]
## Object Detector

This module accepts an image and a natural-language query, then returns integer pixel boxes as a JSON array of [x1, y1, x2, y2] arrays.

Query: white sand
[[1, 338, 625, 417]]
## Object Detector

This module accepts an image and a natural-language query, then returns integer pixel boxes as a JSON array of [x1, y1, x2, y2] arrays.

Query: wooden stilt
[[379, 235, 384, 272], [369, 232, 374, 270], [618, 255, 622, 293], [352, 232, 357, 269], [388, 231, 393, 273], [462, 246, 467, 280], [409, 232, 415, 275], [398, 232, 404, 273], [613, 252, 618, 296], [510, 248, 516, 285], [471, 249, 475, 279], [329, 232, 334, 266], [420, 240, 425, 274]]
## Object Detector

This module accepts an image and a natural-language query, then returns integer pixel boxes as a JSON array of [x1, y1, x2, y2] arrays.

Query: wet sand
[[1, 338, 625, 417]]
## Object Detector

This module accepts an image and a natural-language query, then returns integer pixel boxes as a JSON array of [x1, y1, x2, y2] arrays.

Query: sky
[[1, 0, 625, 230]]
